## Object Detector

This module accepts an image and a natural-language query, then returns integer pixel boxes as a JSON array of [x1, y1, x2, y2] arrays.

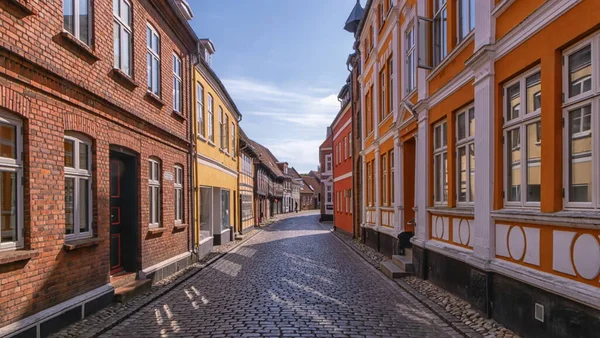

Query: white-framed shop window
[[174, 165, 183, 222], [63, 0, 91, 45], [148, 157, 161, 227], [64, 133, 93, 240], [0, 113, 23, 252], [503, 68, 542, 207], [113, 0, 132, 75], [146, 24, 161, 96], [456, 106, 475, 205], [433, 120, 448, 205]]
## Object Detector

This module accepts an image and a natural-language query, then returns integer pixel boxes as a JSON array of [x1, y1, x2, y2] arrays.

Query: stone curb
[[327, 227, 482, 338]]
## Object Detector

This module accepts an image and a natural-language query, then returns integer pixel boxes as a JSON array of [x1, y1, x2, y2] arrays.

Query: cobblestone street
[[101, 214, 458, 337]]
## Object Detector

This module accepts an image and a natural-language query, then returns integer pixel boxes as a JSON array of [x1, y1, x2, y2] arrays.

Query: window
[[380, 68, 386, 120], [433, 120, 448, 204], [566, 105, 592, 204], [221, 190, 230, 230], [113, 0, 132, 76], [344, 137, 348, 160], [199, 187, 212, 239], [219, 108, 225, 150], [388, 57, 393, 115], [147, 24, 160, 96], [64, 134, 92, 239], [325, 154, 332, 172], [382, 154, 388, 206], [225, 114, 230, 152], [0, 115, 22, 252], [326, 185, 332, 203], [207, 94, 214, 142], [390, 150, 395, 204], [231, 122, 236, 155], [367, 161, 373, 206], [64, 0, 91, 45], [405, 26, 416, 93], [456, 107, 475, 205], [148, 158, 161, 227], [457, 0, 475, 42], [349, 132, 353, 157], [503, 69, 541, 206], [173, 54, 182, 113], [433, 0, 448, 67], [196, 83, 205, 137], [174, 165, 183, 223], [366, 89, 373, 134], [566, 44, 592, 100]]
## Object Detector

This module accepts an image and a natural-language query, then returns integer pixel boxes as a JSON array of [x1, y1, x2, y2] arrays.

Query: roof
[[301, 175, 321, 194], [195, 57, 242, 121], [308, 171, 321, 181], [344, 0, 365, 33], [247, 139, 284, 178], [289, 167, 302, 180], [239, 128, 258, 158]]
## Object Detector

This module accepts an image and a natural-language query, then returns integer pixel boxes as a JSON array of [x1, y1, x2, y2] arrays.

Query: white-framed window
[[63, 0, 91, 45], [196, 83, 205, 138], [172, 54, 182, 112], [231, 122, 236, 156], [367, 161, 373, 206], [382, 153, 388, 206], [113, 0, 132, 76], [405, 26, 416, 93], [433, 0, 448, 67], [148, 158, 161, 227], [0, 114, 23, 252], [344, 137, 348, 160], [503, 69, 541, 207], [146, 24, 160, 96], [174, 165, 183, 223], [224, 114, 230, 153], [390, 150, 395, 204], [349, 132, 353, 158], [326, 184, 332, 203], [457, 0, 475, 42], [433, 120, 448, 205], [562, 34, 600, 208], [388, 57, 393, 116], [219, 107, 225, 150], [380, 68, 386, 120], [456, 106, 475, 205], [325, 154, 332, 172], [64, 133, 92, 240], [207, 94, 214, 142]]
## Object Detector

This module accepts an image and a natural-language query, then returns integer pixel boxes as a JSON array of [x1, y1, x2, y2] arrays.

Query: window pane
[[152, 57, 159, 94], [221, 190, 230, 230], [526, 72, 541, 114], [442, 152, 448, 202], [63, 0, 74, 34], [147, 53, 152, 90], [79, 142, 89, 170], [507, 83, 520, 121], [79, 178, 89, 233], [122, 30, 131, 75], [65, 178, 75, 234], [113, 22, 120, 69], [154, 186, 159, 223], [148, 186, 153, 223], [458, 146, 467, 202], [0, 172, 17, 243], [79, 0, 89, 45], [200, 187, 211, 238], [442, 122, 447, 147], [569, 45, 592, 98], [64, 139, 75, 168], [468, 108, 475, 137], [459, 0, 469, 39], [457, 113, 466, 140], [526, 122, 541, 202], [507, 128, 521, 201], [113, 0, 119, 15], [469, 143, 475, 201], [469, 0, 475, 31], [152, 32, 159, 54], [0, 123, 17, 159], [121, 1, 131, 26], [569, 106, 592, 202], [434, 155, 441, 201]]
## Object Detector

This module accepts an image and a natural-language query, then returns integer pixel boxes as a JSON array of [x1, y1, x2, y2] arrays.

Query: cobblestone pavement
[[101, 215, 459, 338]]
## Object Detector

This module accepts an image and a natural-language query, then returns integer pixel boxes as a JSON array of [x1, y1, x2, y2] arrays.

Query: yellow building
[[193, 40, 241, 254]]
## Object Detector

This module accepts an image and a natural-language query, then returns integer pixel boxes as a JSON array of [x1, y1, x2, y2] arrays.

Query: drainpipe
[[189, 51, 201, 256]]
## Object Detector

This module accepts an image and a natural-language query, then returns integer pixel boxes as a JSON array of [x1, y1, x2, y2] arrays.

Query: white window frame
[[174, 165, 183, 223], [231, 122, 236, 156], [390, 150, 395, 204], [380, 68, 386, 121], [113, 0, 132, 76], [0, 114, 23, 252], [325, 154, 332, 172], [207, 94, 214, 142], [455, 106, 475, 206], [457, 0, 475, 43], [219, 107, 224, 150], [63, 0, 92, 45], [433, 0, 448, 67], [503, 68, 542, 208], [196, 83, 205, 138], [148, 158, 161, 228], [64, 133, 93, 241], [349, 132, 353, 158], [172, 54, 182, 113], [433, 120, 448, 205], [405, 25, 416, 94], [147, 24, 161, 96], [562, 35, 599, 106], [344, 136, 348, 160], [382, 153, 388, 206]]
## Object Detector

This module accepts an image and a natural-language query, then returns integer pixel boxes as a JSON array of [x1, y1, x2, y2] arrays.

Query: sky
[[188, 0, 364, 173]]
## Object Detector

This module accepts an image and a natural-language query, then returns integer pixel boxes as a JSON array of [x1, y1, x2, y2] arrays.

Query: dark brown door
[[110, 158, 124, 274]]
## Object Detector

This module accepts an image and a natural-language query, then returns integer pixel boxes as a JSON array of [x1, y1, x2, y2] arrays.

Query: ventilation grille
[[535, 303, 544, 322]]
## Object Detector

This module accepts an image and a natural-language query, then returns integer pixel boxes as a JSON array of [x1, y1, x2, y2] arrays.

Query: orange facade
[[333, 102, 353, 234]]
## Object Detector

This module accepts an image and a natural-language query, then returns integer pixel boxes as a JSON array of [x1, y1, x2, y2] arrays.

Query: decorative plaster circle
[[459, 219, 470, 246], [572, 234, 600, 280], [508, 226, 526, 261], [435, 217, 444, 239]]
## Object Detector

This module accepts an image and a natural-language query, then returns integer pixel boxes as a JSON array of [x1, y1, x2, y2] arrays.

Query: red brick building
[[332, 81, 353, 235], [0, 1, 197, 336]]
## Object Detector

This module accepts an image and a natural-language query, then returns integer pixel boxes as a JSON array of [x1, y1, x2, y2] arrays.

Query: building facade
[[193, 40, 240, 252], [0, 0, 197, 336], [238, 129, 256, 234], [290, 167, 302, 212], [332, 83, 354, 235], [319, 131, 333, 221]]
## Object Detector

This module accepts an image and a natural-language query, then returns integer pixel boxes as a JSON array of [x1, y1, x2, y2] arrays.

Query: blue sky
[[188, 1, 364, 173]]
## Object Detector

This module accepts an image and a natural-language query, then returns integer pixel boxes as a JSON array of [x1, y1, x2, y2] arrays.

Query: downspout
[[190, 51, 201, 256]]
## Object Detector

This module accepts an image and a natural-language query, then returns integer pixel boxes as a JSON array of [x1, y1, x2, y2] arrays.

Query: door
[[110, 158, 124, 274]]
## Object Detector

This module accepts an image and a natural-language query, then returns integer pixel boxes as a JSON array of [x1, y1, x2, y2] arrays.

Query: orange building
[[332, 81, 354, 235], [351, 0, 600, 336]]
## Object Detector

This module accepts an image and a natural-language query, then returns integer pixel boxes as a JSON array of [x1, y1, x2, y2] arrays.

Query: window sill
[[207, 140, 216, 147], [147, 227, 165, 235], [426, 32, 474, 81], [0, 249, 38, 265], [110, 68, 138, 90], [427, 206, 474, 217], [145, 92, 165, 107], [172, 110, 185, 121], [4, 0, 36, 18], [173, 223, 188, 232], [492, 208, 600, 228], [63, 237, 101, 251], [197, 135, 207, 142], [55, 31, 99, 64]]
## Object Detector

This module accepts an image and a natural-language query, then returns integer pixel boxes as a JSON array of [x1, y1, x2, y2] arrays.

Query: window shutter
[[417, 16, 433, 70]]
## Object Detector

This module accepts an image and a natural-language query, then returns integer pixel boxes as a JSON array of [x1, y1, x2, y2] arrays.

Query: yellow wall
[[193, 66, 240, 245]]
